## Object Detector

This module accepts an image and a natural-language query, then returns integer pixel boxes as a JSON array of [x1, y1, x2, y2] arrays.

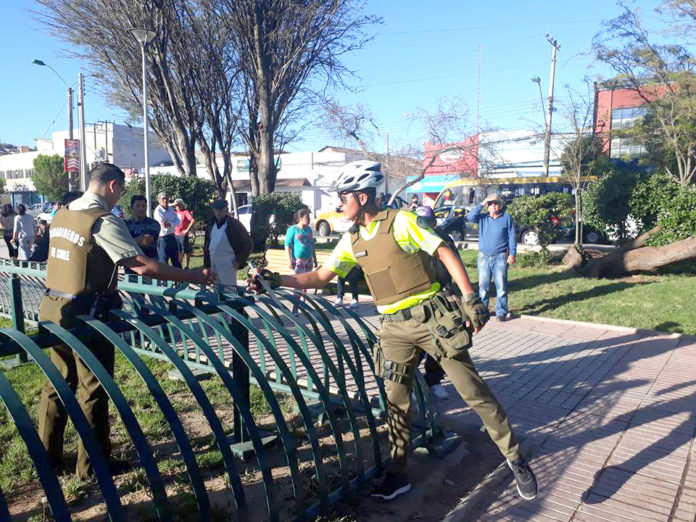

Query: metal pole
[[67, 87, 75, 191], [543, 35, 560, 178], [78, 73, 88, 189], [140, 43, 152, 217]]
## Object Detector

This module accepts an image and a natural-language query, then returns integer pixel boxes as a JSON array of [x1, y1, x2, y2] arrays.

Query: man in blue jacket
[[466, 194, 517, 321]]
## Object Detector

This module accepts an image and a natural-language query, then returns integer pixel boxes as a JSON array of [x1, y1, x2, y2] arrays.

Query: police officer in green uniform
[[38, 163, 216, 479], [249, 161, 537, 502]]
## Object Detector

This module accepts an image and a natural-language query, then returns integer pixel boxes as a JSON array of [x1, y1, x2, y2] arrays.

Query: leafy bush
[[648, 182, 696, 246], [629, 171, 682, 231], [507, 192, 573, 247], [120, 174, 217, 229], [516, 249, 552, 268], [582, 165, 647, 239], [251, 193, 308, 249]]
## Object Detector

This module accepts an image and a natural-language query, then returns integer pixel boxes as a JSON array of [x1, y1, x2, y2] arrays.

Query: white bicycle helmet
[[330, 161, 384, 192]]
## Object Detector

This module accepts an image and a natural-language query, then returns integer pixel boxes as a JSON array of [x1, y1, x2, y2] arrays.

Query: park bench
[[260, 247, 333, 275]]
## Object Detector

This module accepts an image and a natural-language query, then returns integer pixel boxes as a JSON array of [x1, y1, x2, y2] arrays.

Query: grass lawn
[[458, 250, 696, 336], [186, 237, 695, 335]]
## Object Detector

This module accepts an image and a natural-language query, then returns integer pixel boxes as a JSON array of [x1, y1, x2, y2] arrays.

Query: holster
[[424, 293, 472, 361], [86, 291, 123, 321]]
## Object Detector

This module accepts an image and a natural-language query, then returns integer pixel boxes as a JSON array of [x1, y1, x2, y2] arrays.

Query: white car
[[236, 204, 252, 232]]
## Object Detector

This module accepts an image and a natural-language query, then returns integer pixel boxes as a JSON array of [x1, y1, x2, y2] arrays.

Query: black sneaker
[[371, 472, 412, 500], [508, 456, 537, 500]]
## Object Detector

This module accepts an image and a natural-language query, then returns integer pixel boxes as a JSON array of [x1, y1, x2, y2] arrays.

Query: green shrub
[[251, 193, 308, 249], [629, 171, 682, 231], [648, 182, 696, 245], [583, 165, 647, 239], [507, 192, 573, 246], [516, 249, 552, 268]]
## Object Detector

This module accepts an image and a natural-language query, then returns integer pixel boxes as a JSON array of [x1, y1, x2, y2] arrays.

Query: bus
[[433, 175, 597, 209], [431, 175, 602, 245]]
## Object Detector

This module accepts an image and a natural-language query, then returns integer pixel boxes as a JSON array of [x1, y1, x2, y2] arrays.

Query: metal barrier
[[0, 261, 445, 521]]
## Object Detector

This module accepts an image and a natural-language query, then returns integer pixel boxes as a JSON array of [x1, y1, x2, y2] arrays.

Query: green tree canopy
[[32, 154, 69, 201], [120, 174, 217, 228]]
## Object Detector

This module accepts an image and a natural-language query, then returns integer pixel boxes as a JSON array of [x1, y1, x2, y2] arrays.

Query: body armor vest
[[44, 207, 117, 296], [350, 209, 437, 306]]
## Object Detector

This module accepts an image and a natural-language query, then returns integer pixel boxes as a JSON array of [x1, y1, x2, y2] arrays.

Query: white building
[[0, 123, 169, 200]]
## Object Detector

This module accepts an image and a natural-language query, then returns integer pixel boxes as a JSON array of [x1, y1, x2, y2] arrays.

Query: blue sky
[[1, 0, 663, 154]]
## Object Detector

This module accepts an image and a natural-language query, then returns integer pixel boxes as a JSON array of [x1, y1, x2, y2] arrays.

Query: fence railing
[[0, 261, 445, 521]]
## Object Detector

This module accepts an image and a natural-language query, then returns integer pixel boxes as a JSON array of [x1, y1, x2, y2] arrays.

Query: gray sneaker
[[507, 456, 538, 500]]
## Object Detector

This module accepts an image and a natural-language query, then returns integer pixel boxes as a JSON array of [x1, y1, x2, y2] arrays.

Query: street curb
[[517, 313, 689, 339], [442, 437, 537, 522]]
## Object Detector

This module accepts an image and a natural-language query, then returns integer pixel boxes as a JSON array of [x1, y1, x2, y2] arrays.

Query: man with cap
[[153, 191, 181, 267], [466, 194, 517, 321], [173, 198, 195, 269], [203, 199, 253, 288], [38, 163, 216, 479], [248, 161, 537, 502]]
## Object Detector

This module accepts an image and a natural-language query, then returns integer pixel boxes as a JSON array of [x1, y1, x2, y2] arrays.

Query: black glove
[[460, 293, 490, 330], [246, 268, 281, 294]]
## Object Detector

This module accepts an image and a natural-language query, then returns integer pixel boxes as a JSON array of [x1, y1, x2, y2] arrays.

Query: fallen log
[[580, 235, 696, 278]]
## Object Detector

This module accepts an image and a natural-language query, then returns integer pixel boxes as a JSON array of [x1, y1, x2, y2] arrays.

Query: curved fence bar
[[216, 301, 351, 501], [0, 263, 447, 521], [0, 328, 125, 520], [78, 315, 211, 521], [0, 370, 69, 522], [109, 308, 250, 520], [256, 294, 371, 479], [137, 301, 281, 521], [275, 292, 385, 472], [41, 322, 172, 520], [161, 299, 306, 508]]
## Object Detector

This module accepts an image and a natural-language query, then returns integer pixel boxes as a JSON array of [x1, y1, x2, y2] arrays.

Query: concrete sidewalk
[[434, 315, 696, 522]]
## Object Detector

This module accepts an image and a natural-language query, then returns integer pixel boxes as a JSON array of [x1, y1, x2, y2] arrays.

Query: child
[[284, 209, 317, 313]]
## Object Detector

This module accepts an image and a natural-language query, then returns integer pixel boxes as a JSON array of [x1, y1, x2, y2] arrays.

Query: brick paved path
[[436, 315, 696, 522], [258, 295, 696, 521]]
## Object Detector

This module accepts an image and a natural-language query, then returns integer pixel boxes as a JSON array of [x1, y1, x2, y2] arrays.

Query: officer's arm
[[122, 255, 212, 284], [278, 266, 336, 289], [435, 245, 476, 296]]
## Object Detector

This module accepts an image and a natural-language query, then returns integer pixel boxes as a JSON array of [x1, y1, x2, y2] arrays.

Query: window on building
[[610, 107, 647, 159]]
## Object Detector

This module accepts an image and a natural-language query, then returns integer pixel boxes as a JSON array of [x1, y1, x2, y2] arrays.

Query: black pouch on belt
[[88, 291, 123, 321], [426, 294, 472, 361]]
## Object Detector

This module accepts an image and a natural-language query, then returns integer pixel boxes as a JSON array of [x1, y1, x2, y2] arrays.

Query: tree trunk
[[580, 234, 695, 278]]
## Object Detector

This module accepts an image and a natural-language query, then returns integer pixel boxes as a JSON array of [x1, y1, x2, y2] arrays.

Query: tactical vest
[[44, 207, 117, 297], [351, 209, 437, 306]]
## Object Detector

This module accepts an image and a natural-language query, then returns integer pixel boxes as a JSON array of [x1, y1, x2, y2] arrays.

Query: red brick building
[[593, 85, 668, 159]]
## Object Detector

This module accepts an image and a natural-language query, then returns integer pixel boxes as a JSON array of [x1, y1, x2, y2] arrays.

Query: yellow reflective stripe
[[377, 282, 441, 314], [322, 231, 356, 278]]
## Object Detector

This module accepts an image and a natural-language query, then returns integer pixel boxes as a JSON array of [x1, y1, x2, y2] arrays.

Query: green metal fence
[[0, 260, 445, 521]]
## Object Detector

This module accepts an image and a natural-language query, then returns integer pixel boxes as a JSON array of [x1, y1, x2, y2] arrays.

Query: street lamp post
[[530, 76, 547, 128], [130, 28, 157, 217], [32, 59, 76, 190]]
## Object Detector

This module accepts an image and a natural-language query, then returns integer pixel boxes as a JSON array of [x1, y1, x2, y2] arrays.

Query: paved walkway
[[430, 315, 696, 522]]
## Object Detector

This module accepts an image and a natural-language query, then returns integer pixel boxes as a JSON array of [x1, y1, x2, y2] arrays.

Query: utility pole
[[543, 34, 560, 178], [78, 73, 88, 190], [385, 132, 390, 195]]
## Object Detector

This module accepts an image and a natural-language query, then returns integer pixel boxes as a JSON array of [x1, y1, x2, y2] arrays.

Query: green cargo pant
[[37, 340, 114, 479], [378, 317, 520, 475]]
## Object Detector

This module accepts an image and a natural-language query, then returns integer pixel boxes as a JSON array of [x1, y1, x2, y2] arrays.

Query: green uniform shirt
[[68, 192, 143, 263]]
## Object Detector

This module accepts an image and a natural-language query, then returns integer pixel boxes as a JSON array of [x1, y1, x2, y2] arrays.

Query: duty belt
[[381, 292, 453, 323]]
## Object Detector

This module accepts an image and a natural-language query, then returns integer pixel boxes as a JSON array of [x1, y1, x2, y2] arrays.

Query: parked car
[[29, 201, 54, 219], [235, 204, 253, 232]]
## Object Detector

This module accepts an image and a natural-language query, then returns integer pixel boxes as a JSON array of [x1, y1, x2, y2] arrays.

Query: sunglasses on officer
[[338, 191, 353, 204]]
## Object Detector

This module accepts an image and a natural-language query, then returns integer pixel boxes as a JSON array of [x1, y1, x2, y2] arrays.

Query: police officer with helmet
[[248, 160, 537, 502], [38, 163, 216, 479]]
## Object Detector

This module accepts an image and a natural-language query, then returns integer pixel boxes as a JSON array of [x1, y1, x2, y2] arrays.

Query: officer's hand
[[191, 268, 217, 285], [460, 293, 490, 332], [246, 268, 282, 294]]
